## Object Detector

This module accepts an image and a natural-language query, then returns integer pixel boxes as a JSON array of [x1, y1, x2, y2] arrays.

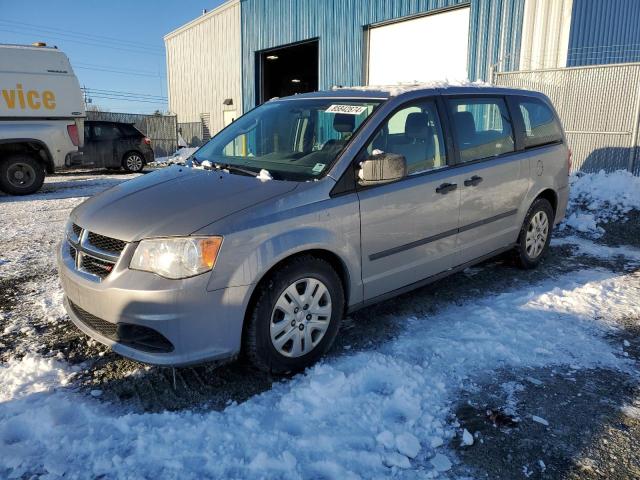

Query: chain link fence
[[86, 111, 178, 157], [177, 122, 204, 147], [495, 63, 640, 175]]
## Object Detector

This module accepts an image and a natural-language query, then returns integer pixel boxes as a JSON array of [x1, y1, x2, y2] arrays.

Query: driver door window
[[366, 100, 447, 175]]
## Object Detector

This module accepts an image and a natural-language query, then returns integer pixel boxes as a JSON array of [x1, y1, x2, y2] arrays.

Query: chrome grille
[[87, 232, 126, 254], [66, 225, 127, 281], [81, 256, 115, 278]]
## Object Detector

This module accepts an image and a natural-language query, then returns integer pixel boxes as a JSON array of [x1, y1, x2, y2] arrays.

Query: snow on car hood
[[70, 166, 297, 241]]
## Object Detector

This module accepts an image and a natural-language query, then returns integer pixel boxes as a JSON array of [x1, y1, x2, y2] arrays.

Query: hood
[[71, 166, 297, 241]]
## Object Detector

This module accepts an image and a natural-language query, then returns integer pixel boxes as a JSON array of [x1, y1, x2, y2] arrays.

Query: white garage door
[[367, 7, 470, 85]]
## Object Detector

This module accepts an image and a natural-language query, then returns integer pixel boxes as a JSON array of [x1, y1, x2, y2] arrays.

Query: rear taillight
[[567, 149, 573, 175], [143, 137, 151, 145], [67, 124, 80, 147]]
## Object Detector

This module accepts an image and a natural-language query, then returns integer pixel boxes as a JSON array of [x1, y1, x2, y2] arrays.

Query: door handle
[[436, 182, 458, 194], [464, 175, 483, 187]]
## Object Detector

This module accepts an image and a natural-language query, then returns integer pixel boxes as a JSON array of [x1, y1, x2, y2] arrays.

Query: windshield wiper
[[213, 162, 259, 178]]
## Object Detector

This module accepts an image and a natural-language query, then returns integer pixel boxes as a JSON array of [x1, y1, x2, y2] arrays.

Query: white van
[[0, 43, 85, 195]]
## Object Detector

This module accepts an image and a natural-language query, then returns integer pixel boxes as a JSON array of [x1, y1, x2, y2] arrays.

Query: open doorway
[[258, 39, 319, 104]]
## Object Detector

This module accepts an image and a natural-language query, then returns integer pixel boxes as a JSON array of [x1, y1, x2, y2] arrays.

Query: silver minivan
[[58, 85, 569, 373]]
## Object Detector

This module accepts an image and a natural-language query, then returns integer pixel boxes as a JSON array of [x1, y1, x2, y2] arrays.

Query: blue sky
[[1, 0, 225, 113]]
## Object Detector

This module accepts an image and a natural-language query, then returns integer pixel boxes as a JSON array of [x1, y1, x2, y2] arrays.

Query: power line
[[87, 95, 167, 104], [0, 27, 164, 57], [83, 88, 167, 100], [74, 63, 160, 78], [0, 18, 163, 52]]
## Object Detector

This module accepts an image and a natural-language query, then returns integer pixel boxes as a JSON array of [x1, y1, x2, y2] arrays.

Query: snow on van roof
[[332, 79, 492, 96]]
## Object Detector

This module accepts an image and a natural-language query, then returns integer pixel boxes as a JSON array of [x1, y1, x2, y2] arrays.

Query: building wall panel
[[164, 0, 242, 134], [241, 0, 526, 110], [568, 0, 640, 66]]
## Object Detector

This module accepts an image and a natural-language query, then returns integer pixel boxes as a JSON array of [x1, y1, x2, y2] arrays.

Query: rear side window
[[119, 124, 142, 136], [447, 97, 515, 163], [518, 98, 563, 148], [92, 124, 121, 140]]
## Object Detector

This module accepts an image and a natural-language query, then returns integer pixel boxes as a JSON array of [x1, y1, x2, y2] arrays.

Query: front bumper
[[57, 240, 251, 366]]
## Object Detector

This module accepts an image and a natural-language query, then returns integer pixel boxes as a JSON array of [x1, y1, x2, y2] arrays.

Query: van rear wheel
[[513, 198, 554, 269], [0, 154, 45, 195], [244, 256, 344, 374]]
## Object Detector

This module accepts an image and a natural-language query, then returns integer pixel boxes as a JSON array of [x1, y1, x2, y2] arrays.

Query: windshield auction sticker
[[325, 104, 368, 115]]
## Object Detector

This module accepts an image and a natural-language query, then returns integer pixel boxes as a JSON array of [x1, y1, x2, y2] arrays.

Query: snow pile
[[334, 79, 492, 96], [151, 147, 198, 167], [1, 268, 637, 478], [564, 170, 640, 236]]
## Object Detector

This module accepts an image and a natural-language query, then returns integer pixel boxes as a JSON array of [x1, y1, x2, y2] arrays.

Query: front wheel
[[0, 154, 46, 195], [244, 256, 344, 373], [122, 152, 145, 173], [513, 198, 554, 269]]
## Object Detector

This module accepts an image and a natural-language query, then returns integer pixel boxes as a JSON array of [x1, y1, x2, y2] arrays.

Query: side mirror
[[358, 152, 407, 186]]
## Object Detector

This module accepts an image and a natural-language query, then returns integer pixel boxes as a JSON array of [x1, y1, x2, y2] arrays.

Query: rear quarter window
[[518, 98, 563, 148], [119, 124, 143, 136]]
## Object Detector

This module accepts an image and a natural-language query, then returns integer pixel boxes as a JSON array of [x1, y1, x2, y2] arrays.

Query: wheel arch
[[121, 149, 146, 166], [240, 248, 351, 345], [533, 188, 558, 219], [0, 139, 55, 173]]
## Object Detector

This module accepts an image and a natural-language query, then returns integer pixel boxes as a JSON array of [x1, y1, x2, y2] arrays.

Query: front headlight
[[130, 236, 222, 279]]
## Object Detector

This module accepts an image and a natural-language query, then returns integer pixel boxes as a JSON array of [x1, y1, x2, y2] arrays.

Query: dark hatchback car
[[78, 121, 154, 172]]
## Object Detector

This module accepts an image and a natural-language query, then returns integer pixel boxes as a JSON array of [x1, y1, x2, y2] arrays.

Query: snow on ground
[[562, 170, 640, 236], [1, 268, 637, 479], [0, 169, 639, 478]]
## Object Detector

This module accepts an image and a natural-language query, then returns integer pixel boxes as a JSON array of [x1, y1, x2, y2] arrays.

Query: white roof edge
[[163, 0, 239, 41]]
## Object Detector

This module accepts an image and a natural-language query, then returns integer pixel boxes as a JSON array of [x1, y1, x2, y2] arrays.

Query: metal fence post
[[629, 85, 640, 173]]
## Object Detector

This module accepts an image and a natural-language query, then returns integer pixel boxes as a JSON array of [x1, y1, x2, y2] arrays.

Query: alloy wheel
[[126, 154, 143, 172]]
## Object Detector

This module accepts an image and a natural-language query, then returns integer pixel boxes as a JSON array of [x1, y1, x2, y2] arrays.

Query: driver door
[[357, 98, 463, 300]]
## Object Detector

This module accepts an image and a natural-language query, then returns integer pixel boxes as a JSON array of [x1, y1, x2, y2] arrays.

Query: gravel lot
[[1, 169, 639, 479]]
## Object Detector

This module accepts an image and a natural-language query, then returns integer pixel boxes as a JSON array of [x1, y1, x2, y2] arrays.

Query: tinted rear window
[[119, 124, 143, 136], [518, 98, 563, 148]]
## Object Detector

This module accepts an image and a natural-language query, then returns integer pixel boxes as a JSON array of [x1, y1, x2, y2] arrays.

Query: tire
[[244, 256, 345, 374], [0, 154, 46, 195], [122, 151, 145, 173], [513, 198, 554, 269]]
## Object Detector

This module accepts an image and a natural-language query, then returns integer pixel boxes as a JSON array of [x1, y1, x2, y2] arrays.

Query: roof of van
[[277, 82, 543, 101]]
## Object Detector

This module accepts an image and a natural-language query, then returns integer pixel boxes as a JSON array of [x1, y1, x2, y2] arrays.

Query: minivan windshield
[[192, 98, 382, 181]]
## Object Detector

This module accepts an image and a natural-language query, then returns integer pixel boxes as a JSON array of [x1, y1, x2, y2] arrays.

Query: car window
[[84, 125, 91, 140], [518, 99, 563, 148], [447, 97, 515, 163], [194, 98, 381, 181], [119, 124, 142, 136], [364, 100, 447, 175], [92, 125, 121, 140]]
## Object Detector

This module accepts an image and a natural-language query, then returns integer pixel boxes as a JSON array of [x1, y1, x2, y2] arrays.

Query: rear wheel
[[513, 198, 554, 269], [122, 151, 145, 173], [0, 154, 45, 195], [244, 256, 344, 373]]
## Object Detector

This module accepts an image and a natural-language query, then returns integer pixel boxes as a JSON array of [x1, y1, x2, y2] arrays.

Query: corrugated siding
[[241, 0, 525, 110], [567, 0, 640, 66], [518, 0, 573, 70], [164, 1, 242, 134]]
